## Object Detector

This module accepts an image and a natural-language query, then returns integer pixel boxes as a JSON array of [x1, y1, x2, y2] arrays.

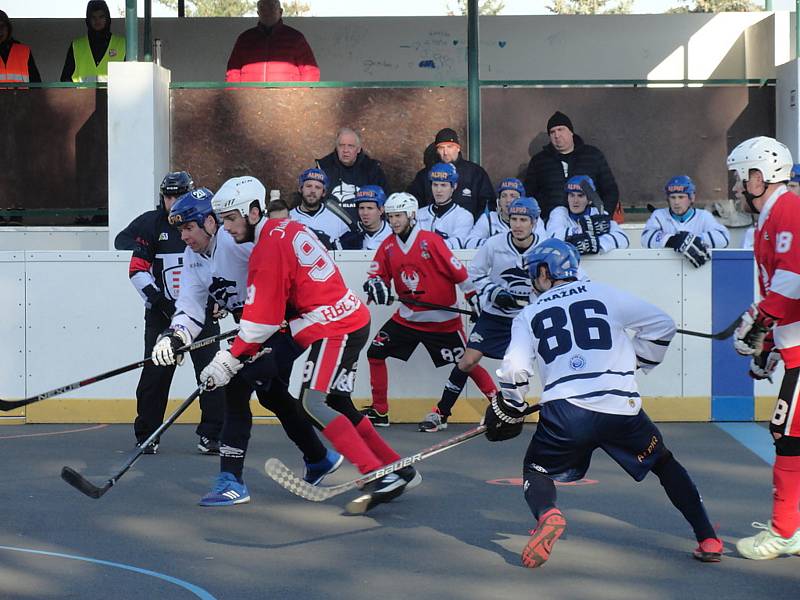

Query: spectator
[[524, 111, 619, 220], [338, 185, 392, 250], [407, 128, 494, 221], [641, 175, 730, 268], [225, 0, 319, 82], [0, 11, 41, 83], [315, 127, 388, 222], [546, 175, 629, 255], [415, 163, 474, 250], [465, 177, 546, 248], [267, 199, 290, 219], [60, 1, 125, 83], [289, 168, 350, 250], [788, 164, 800, 196]]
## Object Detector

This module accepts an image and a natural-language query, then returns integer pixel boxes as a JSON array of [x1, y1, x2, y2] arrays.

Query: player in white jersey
[[484, 238, 723, 568], [289, 168, 351, 250], [415, 162, 474, 249], [151, 181, 340, 507], [431, 197, 544, 430], [464, 177, 547, 248], [546, 175, 628, 254], [338, 185, 392, 250], [641, 175, 730, 267]]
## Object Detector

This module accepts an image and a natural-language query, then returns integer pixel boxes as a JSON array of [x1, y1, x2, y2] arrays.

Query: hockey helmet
[[497, 177, 525, 196], [428, 162, 459, 185], [508, 197, 541, 221], [791, 164, 800, 183], [664, 175, 696, 198], [565, 175, 595, 194], [168, 188, 216, 227], [160, 171, 194, 199], [298, 168, 329, 190], [384, 192, 418, 218], [727, 136, 793, 184], [525, 238, 580, 281], [354, 185, 386, 207], [211, 176, 266, 218]]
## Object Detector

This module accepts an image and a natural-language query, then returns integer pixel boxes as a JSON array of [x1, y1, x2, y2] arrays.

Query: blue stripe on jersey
[[543, 369, 635, 393], [569, 388, 641, 400]]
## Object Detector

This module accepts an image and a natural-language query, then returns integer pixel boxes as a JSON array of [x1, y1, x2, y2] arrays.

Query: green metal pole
[[467, 0, 480, 164], [765, 1, 773, 10], [125, 0, 138, 61], [144, 0, 152, 61]]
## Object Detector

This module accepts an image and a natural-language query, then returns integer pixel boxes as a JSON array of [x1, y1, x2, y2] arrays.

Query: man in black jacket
[[316, 127, 387, 222], [407, 128, 494, 221], [524, 111, 619, 221]]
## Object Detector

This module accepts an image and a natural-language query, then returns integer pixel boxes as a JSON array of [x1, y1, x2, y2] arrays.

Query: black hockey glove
[[581, 214, 611, 236], [491, 288, 520, 310], [678, 234, 711, 268], [145, 285, 176, 319], [363, 277, 394, 305], [484, 393, 529, 442], [338, 229, 366, 250], [566, 232, 599, 255], [664, 230, 690, 250]]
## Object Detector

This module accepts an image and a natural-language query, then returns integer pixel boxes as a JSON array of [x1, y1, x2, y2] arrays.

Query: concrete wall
[[14, 13, 785, 83]]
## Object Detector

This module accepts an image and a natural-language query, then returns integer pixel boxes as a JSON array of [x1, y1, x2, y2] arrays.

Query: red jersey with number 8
[[231, 219, 369, 356], [754, 188, 800, 368]]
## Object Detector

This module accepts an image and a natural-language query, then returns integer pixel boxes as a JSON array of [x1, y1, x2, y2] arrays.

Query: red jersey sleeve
[[428, 234, 469, 285], [760, 199, 800, 320]]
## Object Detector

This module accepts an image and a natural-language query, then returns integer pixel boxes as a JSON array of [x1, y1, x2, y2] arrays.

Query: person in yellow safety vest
[[0, 10, 41, 83], [60, 0, 125, 83]]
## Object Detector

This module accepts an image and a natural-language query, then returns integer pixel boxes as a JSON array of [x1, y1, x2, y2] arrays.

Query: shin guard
[[772, 455, 800, 538], [322, 415, 382, 474], [368, 357, 389, 414], [355, 416, 400, 465]]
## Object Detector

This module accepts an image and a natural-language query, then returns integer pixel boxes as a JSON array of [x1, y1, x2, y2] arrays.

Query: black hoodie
[[60, 1, 115, 82]]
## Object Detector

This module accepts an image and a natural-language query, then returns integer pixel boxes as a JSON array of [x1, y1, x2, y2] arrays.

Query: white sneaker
[[735, 521, 800, 560]]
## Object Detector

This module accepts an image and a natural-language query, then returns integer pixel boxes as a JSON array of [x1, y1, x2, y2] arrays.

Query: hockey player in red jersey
[[728, 136, 800, 559], [199, 212, 420, 514], [360, 192, 497, 431]]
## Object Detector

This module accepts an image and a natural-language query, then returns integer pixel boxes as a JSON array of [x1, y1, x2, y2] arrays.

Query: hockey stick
[[265, 408, 541, 502], [398, 297, 476, 318], [676, 314, 742, 341], [61, 386, 203, 499], [0, 329, 237, 412]]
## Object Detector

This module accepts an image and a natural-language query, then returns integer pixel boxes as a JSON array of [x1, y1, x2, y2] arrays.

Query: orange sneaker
[[521, 508, 567, 568], [692, 537, 723, 562]]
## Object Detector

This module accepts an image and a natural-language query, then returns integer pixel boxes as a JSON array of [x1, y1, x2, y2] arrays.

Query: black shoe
[[136, 441, 159, 455], [197, 436, 221, 455], [360, 406, 389, 427], [345, 466, 421, 515]]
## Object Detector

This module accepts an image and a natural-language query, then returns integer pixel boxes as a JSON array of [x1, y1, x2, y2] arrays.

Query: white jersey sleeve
[[544, 206, 572, 241], [496, 312, 538, 413], [171, 247, 212, 342]]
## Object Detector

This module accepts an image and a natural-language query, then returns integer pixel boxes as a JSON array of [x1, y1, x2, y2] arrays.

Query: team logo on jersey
[[161, 265, 182, 300], [568, 354, 586, 371], [332, 183, 358, 207], [499, 267, 532, 308], [469, 331, 484, 344], [400, 268, 420, 292], [159, 232, 169, 241], [371, 330, 391, 347], [209, 276, 239, 309]]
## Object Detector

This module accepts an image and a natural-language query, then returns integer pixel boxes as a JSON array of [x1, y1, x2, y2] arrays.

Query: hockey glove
[[664, 230, 691, 250], [734, 303, 777, 356], [363, 277, 394, 306], [749, 349, 781, 382], [483, 393, 530, 442], [338, 229, 366, 250], [145, 285, 176, 319], [678, 234, 711, 268], [491, 288, 520, 310], [200, 349, 243, 390], [465, 290, 481, 322], [152, 326, 191, 367], [582, 214, 611, 236], [566, 232, 600, 255]]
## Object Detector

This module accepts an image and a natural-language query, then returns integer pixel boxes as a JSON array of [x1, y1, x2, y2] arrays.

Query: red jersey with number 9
[[231, 219, 369, 356], [754, 188, 800, 367]]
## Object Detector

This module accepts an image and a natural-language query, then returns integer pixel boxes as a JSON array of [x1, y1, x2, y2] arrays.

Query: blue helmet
[[497, 177, 525, 196], [354, 185, 386, 207], [508, 197, 541, 221], [791, 164, 800, 183], [565, 175, 596, 194], [168, 187, 216, 227], [524, 238, 580, 281], [298, 168, 329, 190], [664, 175, 696, 197], [428, 162, 459, 185]]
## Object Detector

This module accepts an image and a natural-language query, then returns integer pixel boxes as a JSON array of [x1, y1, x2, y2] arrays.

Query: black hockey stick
[[264, 406, 541, 503], [61, 386, 203, 499], [676, 314, 742, 340], [398, 297, 477, 318], [0, 329, 237, 412]]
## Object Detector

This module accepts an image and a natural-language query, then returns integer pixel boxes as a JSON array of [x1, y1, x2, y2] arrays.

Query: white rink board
[[2, 249, 732, 403]]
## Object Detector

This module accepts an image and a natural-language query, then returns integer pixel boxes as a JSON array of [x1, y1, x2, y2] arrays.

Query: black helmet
[[160, 171, 194, 204]]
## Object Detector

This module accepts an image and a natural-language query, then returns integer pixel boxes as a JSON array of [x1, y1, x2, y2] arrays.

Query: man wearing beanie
[[407, 127, 494, 221], [60, 1, 125, 83], [0, 10, 41, 83], [524, 111, 619, 221]]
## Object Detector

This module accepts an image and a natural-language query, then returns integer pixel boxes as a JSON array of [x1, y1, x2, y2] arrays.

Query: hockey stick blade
[[265, 416, 539, 503], [676, 314, 742, 340], [60, 466, 113, 499], [0, 329, 236, 411]]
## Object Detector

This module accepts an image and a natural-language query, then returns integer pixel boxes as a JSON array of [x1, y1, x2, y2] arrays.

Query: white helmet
[[727, 136, 793, 184], [384, 192, 418, 218], [211, 176, 266, 217]]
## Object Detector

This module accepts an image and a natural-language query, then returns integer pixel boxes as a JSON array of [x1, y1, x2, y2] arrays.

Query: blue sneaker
[[303, 449, 344, 485], [198, 472, 250, 507]]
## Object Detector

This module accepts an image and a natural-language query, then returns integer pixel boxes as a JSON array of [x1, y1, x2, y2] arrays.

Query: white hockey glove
[[465, 291, 481, 322], [152, 327, 191, 367], [200, 349, 243, 390], [363, 277, 394, 305], [677, 234, 711, 268], [749, 349, 781, 382], [733, 303, 777, 356]]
